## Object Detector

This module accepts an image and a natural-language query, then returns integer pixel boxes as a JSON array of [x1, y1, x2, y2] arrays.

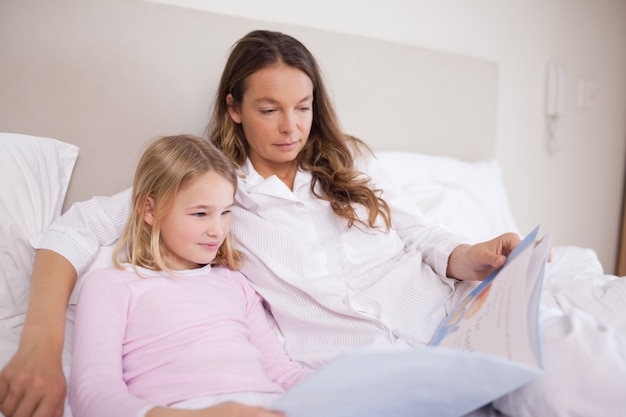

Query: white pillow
[[374, 151, 519, 242], [0, 133, 79, 328]]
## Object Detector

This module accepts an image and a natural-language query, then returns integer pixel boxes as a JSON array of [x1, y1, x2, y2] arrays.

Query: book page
[[429, 226, 550, 369], [523, 231, 553, 364], [271, 345, 540, 417]]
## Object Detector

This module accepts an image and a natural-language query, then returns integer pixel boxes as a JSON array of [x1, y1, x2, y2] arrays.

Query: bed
[[1, 1, 624, 416]]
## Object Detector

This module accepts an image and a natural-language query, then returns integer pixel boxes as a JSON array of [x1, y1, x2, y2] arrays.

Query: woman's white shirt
[[232, 156, 472, 367]]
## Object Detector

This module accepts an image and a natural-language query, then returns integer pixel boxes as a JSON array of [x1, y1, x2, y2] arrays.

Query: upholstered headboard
[[0, 0, 498, 209]]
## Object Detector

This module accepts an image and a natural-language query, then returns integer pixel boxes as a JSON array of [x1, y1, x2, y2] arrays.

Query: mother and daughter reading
[[1, 30, 625, 417]]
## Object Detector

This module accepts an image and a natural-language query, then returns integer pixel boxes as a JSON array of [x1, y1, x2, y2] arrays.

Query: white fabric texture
[[375, 151, 520, 242], [0, 132, 78, 328], [494, 246, 626, 417]]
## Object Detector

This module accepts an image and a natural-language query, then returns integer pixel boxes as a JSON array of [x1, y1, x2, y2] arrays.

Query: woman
[[207, 30, 519, 367], [4, 30, 589, 417]]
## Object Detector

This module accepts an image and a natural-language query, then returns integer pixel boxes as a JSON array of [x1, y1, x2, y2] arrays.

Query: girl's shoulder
[[210, 265, 248, 282], [210, 265, 258, 294], [76, 267, 139, 303], [81, 266, 140, 288]]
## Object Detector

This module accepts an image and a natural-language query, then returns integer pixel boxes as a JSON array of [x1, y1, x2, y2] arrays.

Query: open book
[[271, 226, 552, 417]]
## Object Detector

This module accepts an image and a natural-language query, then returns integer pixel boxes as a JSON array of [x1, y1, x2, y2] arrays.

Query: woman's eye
[[298, 106, 311, 112], [192, 212, 206, 218], [221, 210, 231, 216], [260, 109, 276, 115]]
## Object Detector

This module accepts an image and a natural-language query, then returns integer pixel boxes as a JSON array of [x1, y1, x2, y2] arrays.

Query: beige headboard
[[0, 0, 498, 210]]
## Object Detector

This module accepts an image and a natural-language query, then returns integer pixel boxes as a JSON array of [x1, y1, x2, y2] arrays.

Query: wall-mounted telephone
[[545, 62, 565, 118], [545, 62, 565, 155]]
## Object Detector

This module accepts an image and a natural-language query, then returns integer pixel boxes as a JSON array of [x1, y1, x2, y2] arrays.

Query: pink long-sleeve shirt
[[69, 264, 310, 417]]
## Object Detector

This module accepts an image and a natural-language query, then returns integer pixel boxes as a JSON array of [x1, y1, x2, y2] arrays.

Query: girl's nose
[[205, 218, 222, 237]]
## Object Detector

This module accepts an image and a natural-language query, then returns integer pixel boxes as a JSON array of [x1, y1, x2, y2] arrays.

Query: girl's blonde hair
[[113, 135, 241, 273], [208, 30, 391, 230]]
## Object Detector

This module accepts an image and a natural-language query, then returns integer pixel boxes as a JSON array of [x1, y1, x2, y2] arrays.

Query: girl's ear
[[226, 93, 242, 124], [143, 196, 156, 226]]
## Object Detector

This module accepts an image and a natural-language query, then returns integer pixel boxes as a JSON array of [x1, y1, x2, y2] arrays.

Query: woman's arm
[[359, 152, 469, 277], [0, 249, 77, 417], [30, 188, 132, 276], [0, 188, 132, 417], [361, 152, 521, 281]]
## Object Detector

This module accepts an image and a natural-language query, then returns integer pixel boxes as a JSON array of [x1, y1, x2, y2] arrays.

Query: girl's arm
[[69, 269, 156, 417], [240, 274, 311, 389], [147, 402, 285, 417]]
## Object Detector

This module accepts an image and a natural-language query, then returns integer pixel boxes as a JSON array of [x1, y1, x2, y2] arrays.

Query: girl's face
[[227, 64, 314, 177], [151, 171, 234, 270]]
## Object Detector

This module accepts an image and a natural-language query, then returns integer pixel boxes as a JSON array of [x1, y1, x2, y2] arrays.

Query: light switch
[[578, 78, 597, 109]]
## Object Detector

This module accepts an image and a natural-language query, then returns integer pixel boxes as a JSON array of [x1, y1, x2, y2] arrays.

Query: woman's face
[[227, 64, 313, 177]]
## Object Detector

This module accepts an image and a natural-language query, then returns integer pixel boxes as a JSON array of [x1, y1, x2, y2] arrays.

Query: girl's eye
[[221, 210, 231, 216], [192, 212, 206, 218]]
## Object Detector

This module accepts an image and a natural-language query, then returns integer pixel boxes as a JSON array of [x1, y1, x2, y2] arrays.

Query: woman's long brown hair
[[207, 30, 391, 230]]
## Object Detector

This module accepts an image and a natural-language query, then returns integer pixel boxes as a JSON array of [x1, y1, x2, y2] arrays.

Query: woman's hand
[[446, 232, 521, 281], [0, 341, 66, 417], [0, 249, 77, 417]]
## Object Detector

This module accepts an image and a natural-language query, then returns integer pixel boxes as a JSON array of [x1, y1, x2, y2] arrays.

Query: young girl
[[68, 135, 309, 417]]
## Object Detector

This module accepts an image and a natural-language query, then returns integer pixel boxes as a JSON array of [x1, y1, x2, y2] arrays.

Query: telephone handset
[[545, 62, 565, 118], [545, 62, 565, 154]]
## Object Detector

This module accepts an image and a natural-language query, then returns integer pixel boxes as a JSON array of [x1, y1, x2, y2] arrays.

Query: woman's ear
[[142, 196, 156, 226], [226, 93, 242, 124]]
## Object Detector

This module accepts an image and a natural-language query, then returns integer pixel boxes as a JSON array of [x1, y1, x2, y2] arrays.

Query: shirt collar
[[122, 263, 214, 277], [239, 158, 312, 199]]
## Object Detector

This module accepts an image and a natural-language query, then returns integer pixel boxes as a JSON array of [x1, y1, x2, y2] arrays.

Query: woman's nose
[[280, 111, 297, 134]]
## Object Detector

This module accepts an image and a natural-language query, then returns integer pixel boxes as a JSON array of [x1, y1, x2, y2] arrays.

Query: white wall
[[147, 0, 626, 274]]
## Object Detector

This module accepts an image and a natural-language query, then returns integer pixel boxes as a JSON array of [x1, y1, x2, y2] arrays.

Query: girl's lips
[[199, 243, 219, 251]]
